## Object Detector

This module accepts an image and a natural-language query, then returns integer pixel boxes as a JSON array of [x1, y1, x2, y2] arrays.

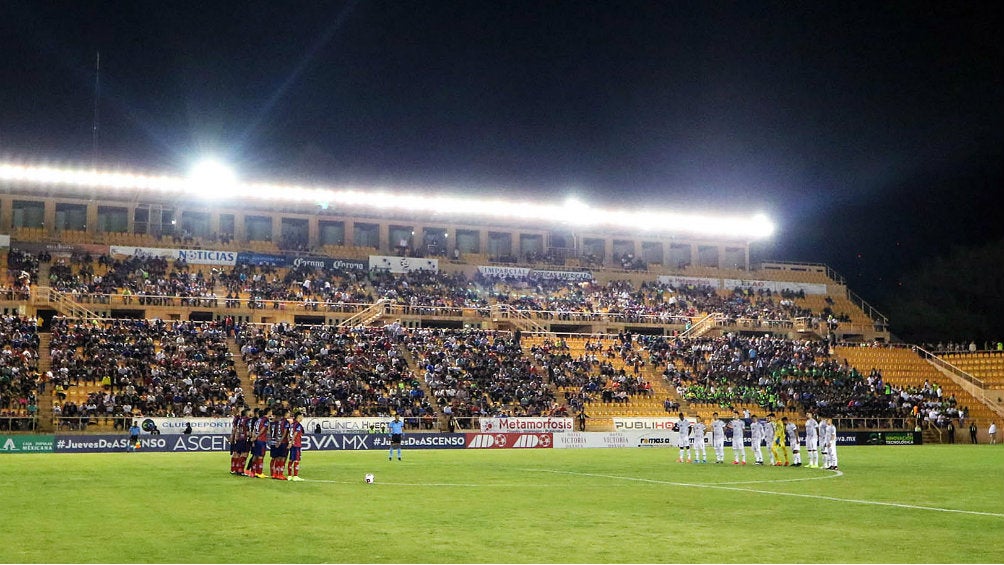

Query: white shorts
[[806, 436, 818, 450]]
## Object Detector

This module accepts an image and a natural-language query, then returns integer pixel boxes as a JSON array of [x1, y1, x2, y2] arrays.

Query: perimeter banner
[[476, 265, 531, 278], [140, 417, 232, 434], [656, 275, 721, 289], [612, 417, 682, 431], [137, 416, 413, 434], [528, 269, 593, 281], [284, 255, 367, 271], [369, 255, 438, 273], [553, 431, 680, 448], [11, 241, 109, 256], [464, 433, 553, 448], [109, 246, 238, 266], [853, 431, 922, 445], [0, 434, 54, 453], [479, 417, 574, 433], [723, 278, 827, 295], [236, 251, 287, 267], [52, 433, 469, 453], [476, 266, 592, 281]]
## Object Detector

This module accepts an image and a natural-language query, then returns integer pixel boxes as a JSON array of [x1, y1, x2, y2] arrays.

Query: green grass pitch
[[2, 445, 1002, 563]]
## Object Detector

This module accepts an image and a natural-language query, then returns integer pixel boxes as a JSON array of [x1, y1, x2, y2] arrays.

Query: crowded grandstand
[[1, 160, 1001, 444]]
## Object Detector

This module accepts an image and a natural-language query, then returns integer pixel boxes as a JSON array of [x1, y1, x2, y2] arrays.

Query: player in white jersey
[[824, 418, 838, 470], [676, 413, 692, 462], [728, 412, 745, 464], [691, 419, 707, 463], [711, 412, 728, 464], [749, 415, 764, 465], [761, 415, 776, 465], [818, 418, 832, 468], [783, 417, 801, 466], [803, 413, 819, 468]]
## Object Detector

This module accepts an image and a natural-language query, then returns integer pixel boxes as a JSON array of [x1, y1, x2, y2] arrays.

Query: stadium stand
[[48, 318, 242, 429], [2, 176, 1002, 437], [939, 351, 1004, 388], [405, 328, 557, 422], [236, 323, 436, 425], [835, 345, 998, 441], [0, 315, 40, 430]]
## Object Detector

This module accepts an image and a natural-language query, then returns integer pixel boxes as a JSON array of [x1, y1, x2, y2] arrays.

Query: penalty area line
[[531, 469, 1004, 519]]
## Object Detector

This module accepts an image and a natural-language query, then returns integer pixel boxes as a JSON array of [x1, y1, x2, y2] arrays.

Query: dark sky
[[1, 1, 1001, 310]]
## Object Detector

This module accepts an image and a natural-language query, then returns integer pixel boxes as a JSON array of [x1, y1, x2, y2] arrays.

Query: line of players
[[675, 411, 839, 470], [228, 407, 307, 481]]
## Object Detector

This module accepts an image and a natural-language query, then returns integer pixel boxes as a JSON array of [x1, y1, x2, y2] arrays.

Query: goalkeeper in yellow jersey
[[770, 413, 791, 466]]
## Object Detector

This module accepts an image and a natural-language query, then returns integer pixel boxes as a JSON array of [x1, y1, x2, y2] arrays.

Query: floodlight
[[187, 158, 239, 199], [0, 158, 778, 240]]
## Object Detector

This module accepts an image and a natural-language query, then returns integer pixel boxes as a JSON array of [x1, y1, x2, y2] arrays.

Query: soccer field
[[3, 446, 1002, 563]]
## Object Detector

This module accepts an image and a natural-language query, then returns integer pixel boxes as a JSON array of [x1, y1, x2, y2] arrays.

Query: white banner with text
[[109, 246, 238, 266], [369, 255, 439, 273], [723, 278, 827, 295], [553, 431, 681, 448], [656, 275, 721, 289], [479, 417, 574, 434]]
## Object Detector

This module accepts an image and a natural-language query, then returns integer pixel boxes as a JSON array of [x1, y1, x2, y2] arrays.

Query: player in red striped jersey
[[229, 407, 251, 475], [286, 412, 306, 481], [246, 407, 271, 478], [269, 410, 291, 480]]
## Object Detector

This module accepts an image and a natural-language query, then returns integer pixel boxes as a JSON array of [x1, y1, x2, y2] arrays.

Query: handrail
[[490, 304, 550, 334], [337, 298, 389, 328], [34, 287, 102, 319], [846, 286, 889, 325], [681, 313, 716, 337]]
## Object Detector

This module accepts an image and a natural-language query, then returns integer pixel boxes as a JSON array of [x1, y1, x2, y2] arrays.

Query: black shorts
[[391, 434, 402, 445]]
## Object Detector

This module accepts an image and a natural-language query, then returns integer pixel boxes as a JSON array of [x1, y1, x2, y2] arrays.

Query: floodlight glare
[[187, 158, 239, 199], [0, 158, 777, 240]]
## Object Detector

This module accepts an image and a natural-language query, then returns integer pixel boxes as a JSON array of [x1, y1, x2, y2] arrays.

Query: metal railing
[[337, 298, 389, 328], [829, 416, 917, 431], [0, 415, 38, 432], [846, 287, 889, 326], [27, 287, 888, 337], [51, 415, 134, 432], [681, 313, 715, 337], [490, 303, 550, 334]]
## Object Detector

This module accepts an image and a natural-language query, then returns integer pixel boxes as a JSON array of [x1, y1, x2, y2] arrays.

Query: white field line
[[531, 469, 1004, 518], [304, 479, 496, 487]]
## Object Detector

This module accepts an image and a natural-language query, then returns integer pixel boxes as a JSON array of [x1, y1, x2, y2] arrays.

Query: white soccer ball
[[364, 473, 374, 484]]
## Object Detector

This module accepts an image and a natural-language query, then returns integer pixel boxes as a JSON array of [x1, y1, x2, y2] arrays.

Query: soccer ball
[[364, 473, 374, 484]]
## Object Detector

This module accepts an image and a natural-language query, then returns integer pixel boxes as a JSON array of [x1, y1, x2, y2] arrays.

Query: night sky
[[1, 1, 1001, 315]]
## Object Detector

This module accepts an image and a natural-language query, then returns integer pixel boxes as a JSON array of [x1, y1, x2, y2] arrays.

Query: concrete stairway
[[226, 338, 257, 406]]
